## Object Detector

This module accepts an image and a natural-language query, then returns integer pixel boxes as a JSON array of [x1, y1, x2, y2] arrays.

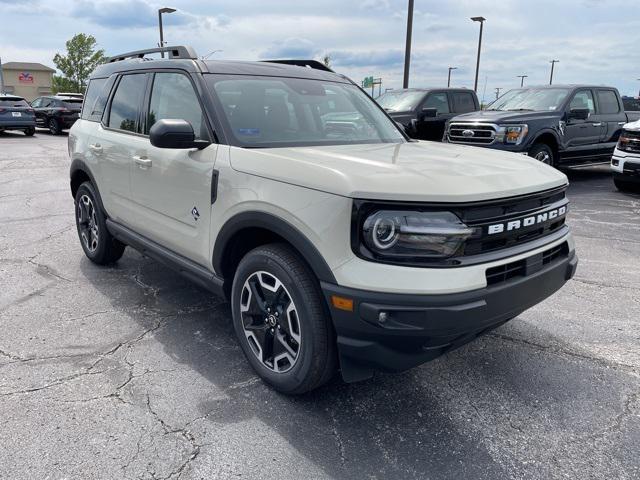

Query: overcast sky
[[1, 0, 638, 101]]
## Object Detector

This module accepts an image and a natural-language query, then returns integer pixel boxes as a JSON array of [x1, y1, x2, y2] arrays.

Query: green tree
[[53, 34, 105, 93], [51, 75, 77, 94]]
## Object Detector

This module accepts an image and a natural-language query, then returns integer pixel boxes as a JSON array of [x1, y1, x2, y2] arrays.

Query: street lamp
[[517, 75, 528, 87], [447, 67, 458, 87], [471, 16, 486, 93], [403, 0, 415, 89], [158, 7, 176, 58], [549, 60, 559, 85]]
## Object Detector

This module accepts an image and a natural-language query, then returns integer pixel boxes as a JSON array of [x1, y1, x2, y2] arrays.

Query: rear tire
[[74, 182, 126, 265], [231, 244, 337, 394], [529, 143, 555, 167], [614, 178, 640, 193], [48, 118, 60, 135], [24, 127, 35, 136]]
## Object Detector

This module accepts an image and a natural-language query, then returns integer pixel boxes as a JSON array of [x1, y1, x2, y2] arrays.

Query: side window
[[81, 78, 107, 120], [146, 72, 208, 140], [424, 93, 449, 114], [451, 92, 476, 113], [31, 98, 42, 108], [107, 74, 147, 133], [597, 90, 620, 115], [569, 90, 595, 114], [41, 98, 52, 108]]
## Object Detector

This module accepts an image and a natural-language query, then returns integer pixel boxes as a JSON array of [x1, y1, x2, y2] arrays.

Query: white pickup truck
[[611, 120, 640, 192]]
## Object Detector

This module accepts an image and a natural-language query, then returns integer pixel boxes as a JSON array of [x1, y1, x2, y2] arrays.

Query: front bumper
[[612, 149, 640, 183], [322, 245, 577, 382]]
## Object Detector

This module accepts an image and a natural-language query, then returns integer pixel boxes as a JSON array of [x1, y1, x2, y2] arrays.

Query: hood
[[452, 109, 562, 123], [624, 120, 640, 131], [229, 141, 567, 203]]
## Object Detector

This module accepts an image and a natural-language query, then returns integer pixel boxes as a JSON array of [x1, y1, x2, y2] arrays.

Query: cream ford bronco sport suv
[[69, 46, 578, 394]]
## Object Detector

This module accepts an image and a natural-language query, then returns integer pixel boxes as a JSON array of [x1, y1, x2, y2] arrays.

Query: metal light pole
[[158, 7, 176, 58], [471, 16, 486, 93], [549, 60, 559, 85], [403, 0, 414, 89], [495, 87, 502, 100], [517, 75, 528, 87], [447, 67, 458, 87], [637, 78, 640, 97]]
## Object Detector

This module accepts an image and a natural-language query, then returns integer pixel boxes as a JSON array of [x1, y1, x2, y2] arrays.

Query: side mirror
[[149, 119, 210, 150], [421, 107, 438, 118], [568, 108, 590, 121]]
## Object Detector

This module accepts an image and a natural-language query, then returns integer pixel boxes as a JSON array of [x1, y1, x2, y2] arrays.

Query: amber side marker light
[[331, 295, 354, 312]]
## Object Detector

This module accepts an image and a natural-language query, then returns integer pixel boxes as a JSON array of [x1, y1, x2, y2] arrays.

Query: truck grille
[[447, 123, 496, 145], [620, 130, 640, 154]]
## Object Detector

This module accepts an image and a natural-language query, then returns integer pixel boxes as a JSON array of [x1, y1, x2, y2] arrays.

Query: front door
[[562, 89, 603, 162], [129, 71, 217, 266]]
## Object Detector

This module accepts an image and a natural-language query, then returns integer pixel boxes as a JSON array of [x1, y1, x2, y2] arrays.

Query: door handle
[[88, 143, 102, 153], [133, 155, 152, 168], [592, 122, 603, 127]]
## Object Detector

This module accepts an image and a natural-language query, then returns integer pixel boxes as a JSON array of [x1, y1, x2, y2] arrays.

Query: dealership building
[[0, 62, 55, 101]]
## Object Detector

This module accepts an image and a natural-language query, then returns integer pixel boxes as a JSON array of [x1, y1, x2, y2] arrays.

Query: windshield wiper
[[507, 108, 534, 112]]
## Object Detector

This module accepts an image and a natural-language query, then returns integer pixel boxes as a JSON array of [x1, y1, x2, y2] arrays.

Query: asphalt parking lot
[[0, 130, 638, 480]]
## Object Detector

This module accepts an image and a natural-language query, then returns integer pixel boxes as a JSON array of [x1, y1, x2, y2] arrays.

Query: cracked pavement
[[0, 130, 638, 479]]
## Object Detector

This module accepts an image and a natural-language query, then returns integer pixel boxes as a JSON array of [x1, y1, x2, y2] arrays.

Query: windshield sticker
[[238, 128, 261, 136]]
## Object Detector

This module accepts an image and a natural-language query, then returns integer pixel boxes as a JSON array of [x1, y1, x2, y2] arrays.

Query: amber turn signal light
[[331, 295, 354, 312]]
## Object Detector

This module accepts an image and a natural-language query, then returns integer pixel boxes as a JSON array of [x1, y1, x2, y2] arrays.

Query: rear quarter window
[[81, 77, 115, 122]]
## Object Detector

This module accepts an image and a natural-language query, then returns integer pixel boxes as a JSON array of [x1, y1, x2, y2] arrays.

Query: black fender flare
[[213, 211, 337, 284], [529, 128, 562, 150], [69, 158, 107, 214]]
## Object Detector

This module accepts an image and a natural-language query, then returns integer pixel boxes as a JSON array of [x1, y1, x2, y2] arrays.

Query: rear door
[[129, 71, 217, 265], [92, 73, 149, 226], [562, 89, 602, 161], [596, 88, 626, 157]]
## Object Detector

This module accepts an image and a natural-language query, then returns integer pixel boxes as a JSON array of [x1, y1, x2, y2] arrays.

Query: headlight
[[496, 124, 528, 145], [617, 131, 639, 152], [362, 211, 477, 259]]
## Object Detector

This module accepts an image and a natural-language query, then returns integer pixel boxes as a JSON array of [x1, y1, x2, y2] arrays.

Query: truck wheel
[[614, 178, 639, 193], [24, 127, 35, 137], [529, 143, 555, 166], [231, 244, 337, 394], [48, 118, 61, 135], [74, 182, 126, 265]]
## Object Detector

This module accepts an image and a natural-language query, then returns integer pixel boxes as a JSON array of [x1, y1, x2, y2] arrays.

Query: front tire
[[48, 118, 61, 135], [529, 143, 555, 166], [74, 182, 126, 264], [614, 178, 640, 193], [231, 244, 337, 394]]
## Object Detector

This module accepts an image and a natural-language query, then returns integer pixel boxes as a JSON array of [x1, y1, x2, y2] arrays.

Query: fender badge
[[191, 207, 200, 221]]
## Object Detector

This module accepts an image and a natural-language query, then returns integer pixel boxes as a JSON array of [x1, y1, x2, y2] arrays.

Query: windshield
[[376, 91, 425, 112], [0, 98, 29, 107], [488, 88, 571, 112], [208, 75, 405, 148]]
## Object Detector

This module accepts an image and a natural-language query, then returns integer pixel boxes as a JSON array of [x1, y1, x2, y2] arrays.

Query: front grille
[[448, 123, 496, 145], [486, 242, 569, 286], [623, 161, 640, 176], [620, 130, 640, 154], [459, 187, 568, 256]]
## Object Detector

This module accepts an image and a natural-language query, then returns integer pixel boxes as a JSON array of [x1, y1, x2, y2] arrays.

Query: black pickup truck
[[445, 85, 640, 167], [377, 88, 480, 142]]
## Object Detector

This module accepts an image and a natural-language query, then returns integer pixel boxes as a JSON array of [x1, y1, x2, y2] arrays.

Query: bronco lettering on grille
[[487, 206, 567, 235]]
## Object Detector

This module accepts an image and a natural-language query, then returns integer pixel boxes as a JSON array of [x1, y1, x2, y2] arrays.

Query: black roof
[[92, 50, 350, 84]]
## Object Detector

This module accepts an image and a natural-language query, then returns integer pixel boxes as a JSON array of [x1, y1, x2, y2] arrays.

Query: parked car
[[69, 46, 577, 394], [377, 88, 479, 141], [611, 120, 640, 192], [0, 94, 36, 136], [31, 95, 83, 134], [445, 85, 640, 167]]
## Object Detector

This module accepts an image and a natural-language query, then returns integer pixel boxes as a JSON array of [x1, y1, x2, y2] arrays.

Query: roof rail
[[108, 46, 198, 63], [262, 60, 334, 73]]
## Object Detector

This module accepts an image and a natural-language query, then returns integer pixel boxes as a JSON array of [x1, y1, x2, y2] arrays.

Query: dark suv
[[0, 94, 36, 136], [31, 95, 83, 134]]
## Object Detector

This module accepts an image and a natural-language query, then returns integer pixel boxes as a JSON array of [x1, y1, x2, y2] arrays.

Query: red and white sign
[[18, 72, 34, 84]]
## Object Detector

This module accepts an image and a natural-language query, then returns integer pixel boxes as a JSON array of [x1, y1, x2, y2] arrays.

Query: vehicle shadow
[[78, 249, 609, 479]]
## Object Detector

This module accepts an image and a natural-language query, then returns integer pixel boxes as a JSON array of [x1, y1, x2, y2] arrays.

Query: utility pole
[[549, 60, 559, 85], [403, 0, 414, 89], [517, 75, 528, 87], [158, 7, 176, 58], [637, 78, 640, 97], [471, 16, 486, 93], [0, 57, 4, 94], [447, 67, 458, 87], [495, 87, 502, 100]]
